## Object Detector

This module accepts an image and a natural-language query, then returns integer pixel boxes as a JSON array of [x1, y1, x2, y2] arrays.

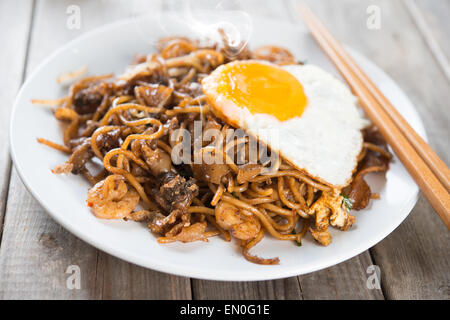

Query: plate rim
[[10, 17, 426, 281]]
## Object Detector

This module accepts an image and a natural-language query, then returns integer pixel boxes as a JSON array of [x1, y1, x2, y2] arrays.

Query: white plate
[[10, 15, 426, 281]]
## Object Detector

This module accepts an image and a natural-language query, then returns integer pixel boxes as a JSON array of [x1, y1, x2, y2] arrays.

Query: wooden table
[[0, 0, 448, 300]]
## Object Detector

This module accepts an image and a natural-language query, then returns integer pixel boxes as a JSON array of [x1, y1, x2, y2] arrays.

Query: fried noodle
[[35, 36, 391, 265]]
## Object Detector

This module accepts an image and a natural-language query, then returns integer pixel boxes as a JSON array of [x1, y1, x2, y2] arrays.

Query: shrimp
[[215, 201, 260, 240], [87, 174, 140, 219]]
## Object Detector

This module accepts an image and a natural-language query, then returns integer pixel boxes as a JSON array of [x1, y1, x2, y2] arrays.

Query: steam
[[129, 0, 252, 57]]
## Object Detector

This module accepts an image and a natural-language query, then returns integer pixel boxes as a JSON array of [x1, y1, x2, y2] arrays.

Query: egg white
[[237, 64, 369, 188]]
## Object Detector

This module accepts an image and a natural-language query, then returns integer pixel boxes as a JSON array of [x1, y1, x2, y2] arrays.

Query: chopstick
[[296, 5, 450, 229], [300, 8, 450, 192]]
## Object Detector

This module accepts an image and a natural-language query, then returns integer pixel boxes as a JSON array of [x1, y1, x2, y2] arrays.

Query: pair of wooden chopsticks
[[296, 5, 450, 229]]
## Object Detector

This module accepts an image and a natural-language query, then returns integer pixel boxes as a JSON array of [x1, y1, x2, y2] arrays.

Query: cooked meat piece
[[165, 219, 188, 237], [308, 192, 355, 245], [236, 164, 263, 184], [348, 178, 371, 210], [360, 127, 390, 171], [309, 192, 355, 231], [119, 55, 168, 85], [359, 150, 390, 172], [192, 163, 230, 184], [51, 162, 73, 174], [73, 86, 104, 114], [193, 116, 222, 148], [344, 126, 391, 210], [134, 84, 173, 108], [178, 82, 204, 97], [161, 222, 209, 243], [311, 199, 330, 232], [67, 137, 88, 149], [68, 138, 94, 174], [141, 145, 172, 176], [364, 126, 388, 147], [329, 204, 355, 231], [163, 117, 179, 135], [147, 209, 183, 234], [95, 128, 121, 153], [52, 138, 93, 175], [154, 172, 199, 213], [130, 162, 150, 178], [150, 171, 199, 220], [124, 210, 151, 222], [309, 228, 332, 246], [191, 117, 230, 183]]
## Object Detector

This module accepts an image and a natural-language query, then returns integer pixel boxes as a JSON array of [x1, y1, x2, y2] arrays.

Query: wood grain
[[407, 0, 450, 83], [0, 0, 190, 300], [289, 0, 450, 299], [0, 0, 34, 243], [0, 0, 448, 300], [298, 254, 382, 300], [193, 277, 303, 300]]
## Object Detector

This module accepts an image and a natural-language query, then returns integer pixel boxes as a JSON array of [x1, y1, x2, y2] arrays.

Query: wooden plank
[[0, 169, 101, 299], [407, 0, 450, 82], [2, 0, 447, 300], [96, 252, 191, 300], [193, 277, 303, 300], [0, 0, 190, 300], [288, 0, 450, 299], [298, 254, 382, 300], [0, 0, 34, 243]]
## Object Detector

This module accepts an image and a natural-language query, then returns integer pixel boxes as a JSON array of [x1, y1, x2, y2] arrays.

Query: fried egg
[[202, 60, 369, 188]]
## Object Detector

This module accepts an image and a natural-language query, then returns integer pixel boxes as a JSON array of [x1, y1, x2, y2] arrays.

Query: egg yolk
[[213, 62, 307, 121]]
